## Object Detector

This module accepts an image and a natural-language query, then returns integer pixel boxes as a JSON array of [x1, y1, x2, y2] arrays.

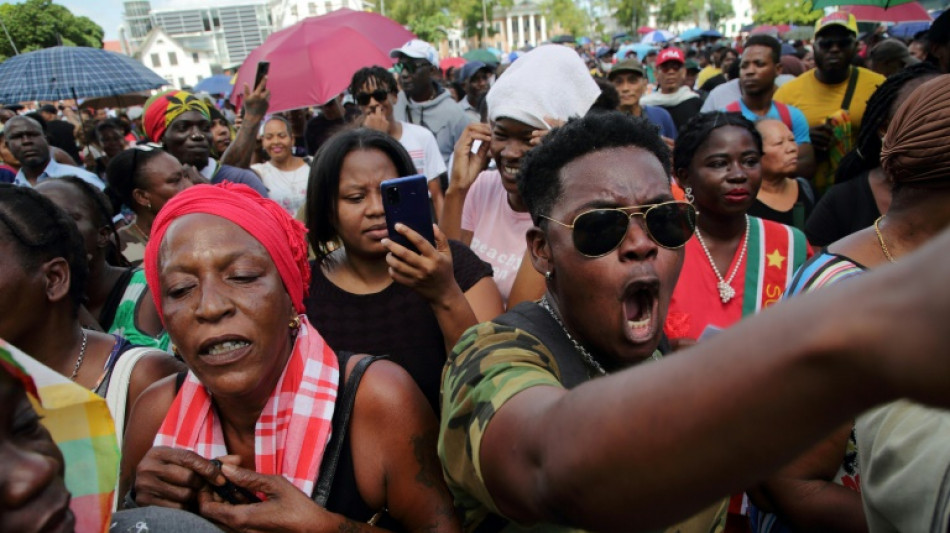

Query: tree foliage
[[751, 0, 822, 25], [541, 0, 590, 37], [0, 0, 104, 62], [654, 0, 733, 27], [381, 0, 513, 44], [610, 0, 651, 31]]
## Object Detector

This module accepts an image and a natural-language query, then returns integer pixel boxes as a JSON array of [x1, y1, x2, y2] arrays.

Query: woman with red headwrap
[[119, 183, 460, 532]]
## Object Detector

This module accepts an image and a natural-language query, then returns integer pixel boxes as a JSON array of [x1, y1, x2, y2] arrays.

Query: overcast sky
[[14, 0, 252, 41]]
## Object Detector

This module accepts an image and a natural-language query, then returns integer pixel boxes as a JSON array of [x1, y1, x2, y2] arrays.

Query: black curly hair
[[0, 184, 88, 314], [673, 112, 762, 176], [518, 111, 670, 226], [349, 66, 398, 97], [834, 62, 940, 183]]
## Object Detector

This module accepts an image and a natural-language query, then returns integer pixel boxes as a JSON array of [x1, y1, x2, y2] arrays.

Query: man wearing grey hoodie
[[391, 39, 472, 169]]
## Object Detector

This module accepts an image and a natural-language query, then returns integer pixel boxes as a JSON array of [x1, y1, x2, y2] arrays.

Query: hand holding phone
[[210, 459, 262, 504], [380, 175, 435, 254]]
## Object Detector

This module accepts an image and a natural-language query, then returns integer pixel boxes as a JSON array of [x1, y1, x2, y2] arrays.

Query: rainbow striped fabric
[[0, 339, 119, 533]]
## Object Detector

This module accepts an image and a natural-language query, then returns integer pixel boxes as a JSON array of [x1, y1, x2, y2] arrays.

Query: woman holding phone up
[[305, 128, 503, 412]]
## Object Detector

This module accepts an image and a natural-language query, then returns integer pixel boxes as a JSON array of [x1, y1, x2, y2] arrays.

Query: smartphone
[[253, 61, 270, 90], [209, 459, 261, 504], [380, 175, 435, 254]]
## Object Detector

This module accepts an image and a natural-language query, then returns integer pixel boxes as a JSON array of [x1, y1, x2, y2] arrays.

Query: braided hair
[[0, 184, 88, 313], [38, 176, 130, 267], [835, 62, 940, 183]]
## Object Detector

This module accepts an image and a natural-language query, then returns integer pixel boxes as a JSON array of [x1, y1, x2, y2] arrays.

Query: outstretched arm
[[470, 228, 950, 531], [220, 78, 269, 169]]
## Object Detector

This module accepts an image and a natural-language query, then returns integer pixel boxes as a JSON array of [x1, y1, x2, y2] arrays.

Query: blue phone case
[[380, 175, 435, 254]]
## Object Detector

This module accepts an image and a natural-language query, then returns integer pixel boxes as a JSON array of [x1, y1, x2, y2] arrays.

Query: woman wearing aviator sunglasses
[[665, 112, 811, 348]]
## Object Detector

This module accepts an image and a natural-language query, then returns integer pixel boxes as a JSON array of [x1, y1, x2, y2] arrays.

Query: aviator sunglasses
[[542, 201, 698, 257], [355, 89, 390, 106]]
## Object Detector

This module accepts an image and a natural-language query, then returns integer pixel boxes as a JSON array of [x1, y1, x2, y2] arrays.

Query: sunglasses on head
[[542, 201, 697, 257], [355, 89, 390, 106], [816, 36, 855, 51], [130, 142, 162, 173]]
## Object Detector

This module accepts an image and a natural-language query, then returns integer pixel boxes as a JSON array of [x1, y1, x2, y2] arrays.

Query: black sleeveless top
[[323, 352, 402, 530]]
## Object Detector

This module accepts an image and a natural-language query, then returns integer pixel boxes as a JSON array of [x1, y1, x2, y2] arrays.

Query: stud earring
[[685, 187, 694, 204], [544, 271, 552, 281], [289, 315, 301, 330]]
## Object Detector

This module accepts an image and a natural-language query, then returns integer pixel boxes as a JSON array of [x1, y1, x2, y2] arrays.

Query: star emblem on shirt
[[766, 249, 786, 269]]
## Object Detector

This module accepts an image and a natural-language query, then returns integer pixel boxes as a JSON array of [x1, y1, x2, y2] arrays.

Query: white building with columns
[[494, 0, 555, 53]]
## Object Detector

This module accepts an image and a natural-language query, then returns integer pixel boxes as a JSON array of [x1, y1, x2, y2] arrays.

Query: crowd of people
[[2, 8, 950, 533]]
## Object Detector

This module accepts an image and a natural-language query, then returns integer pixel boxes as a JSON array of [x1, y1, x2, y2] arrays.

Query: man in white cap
[[391, 39, 472, 168]]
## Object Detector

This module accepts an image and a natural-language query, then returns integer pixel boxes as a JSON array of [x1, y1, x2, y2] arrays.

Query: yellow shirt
[[773, 67, 885, 191], [773, 67, 885, 142], [695, 66, 721, 89]]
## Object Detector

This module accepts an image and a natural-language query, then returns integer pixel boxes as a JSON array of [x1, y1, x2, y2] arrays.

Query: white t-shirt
[[398, 121, 447, 182], [250, 161, 310, 216], [461, 169, 533, 303]]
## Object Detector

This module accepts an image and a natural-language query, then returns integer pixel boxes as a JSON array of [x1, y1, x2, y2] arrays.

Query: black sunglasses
[[355, 89, 390, 106], [395, 60, 429, 74], [816, 36, 855, 51], [542, 201, 697, 257]]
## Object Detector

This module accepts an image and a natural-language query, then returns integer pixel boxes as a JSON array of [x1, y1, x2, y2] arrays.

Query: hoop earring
[[685, 187, 694, 204]]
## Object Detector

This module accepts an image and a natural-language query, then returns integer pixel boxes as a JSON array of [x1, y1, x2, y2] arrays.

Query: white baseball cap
[[390, 39, 440, 69]]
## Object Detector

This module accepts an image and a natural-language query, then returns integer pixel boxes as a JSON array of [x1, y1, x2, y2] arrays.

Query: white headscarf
[[486, 45, 601, 130]]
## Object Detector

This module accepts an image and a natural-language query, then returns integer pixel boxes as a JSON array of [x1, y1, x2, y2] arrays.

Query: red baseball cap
[[656, 47, 685, 67]]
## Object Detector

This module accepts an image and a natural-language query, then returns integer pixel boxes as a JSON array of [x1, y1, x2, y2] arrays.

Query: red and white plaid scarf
[[154, 316, 339, 495]]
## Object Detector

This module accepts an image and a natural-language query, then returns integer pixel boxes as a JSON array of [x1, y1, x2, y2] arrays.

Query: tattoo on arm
[[412, 431, 439, 489]]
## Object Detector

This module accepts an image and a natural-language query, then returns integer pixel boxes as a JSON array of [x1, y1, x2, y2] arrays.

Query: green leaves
[[750, 0, 822, 25], [0, 0, 104, 62]]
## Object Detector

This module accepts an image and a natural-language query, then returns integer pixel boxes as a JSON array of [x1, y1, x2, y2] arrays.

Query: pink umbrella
[[637, 26, 656, 35], [843, 2, 932, 22], [230, 9, 415, 113], [440, 56, 467, 76], [751, 25, 780, 35]]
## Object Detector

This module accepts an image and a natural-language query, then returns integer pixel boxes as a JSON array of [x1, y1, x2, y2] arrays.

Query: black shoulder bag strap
[[493, 302, 591, 389], [312, 353, 385, 507], [840, 67, 860, 112]]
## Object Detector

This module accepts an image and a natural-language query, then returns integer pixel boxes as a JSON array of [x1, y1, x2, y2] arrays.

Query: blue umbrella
[[888, 20, 931, 38], [0, 46, 167, 103], [701, 29, 723, 38], [679, 27, 705, 41], [617, 43, 655, 60], [578, 36, 592, 45], [641, 30, 675, 43], [194, 74, 234, 95]]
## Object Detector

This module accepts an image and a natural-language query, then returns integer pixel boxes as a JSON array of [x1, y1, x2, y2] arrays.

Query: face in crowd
[[740, 44, 780, 97], [656, 60, 686, 94], [610, 70, 648, 109], [260, 118, 294, 164], [4, 117, 50, 170], [0, 369, 74, 533], [162, 111, 212, 169], [757, 120, 798, 179], [814, 26, 858, 76]]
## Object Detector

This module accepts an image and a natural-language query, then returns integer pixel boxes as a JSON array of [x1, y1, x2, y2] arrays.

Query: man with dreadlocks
[[805, 63, 941, 247]]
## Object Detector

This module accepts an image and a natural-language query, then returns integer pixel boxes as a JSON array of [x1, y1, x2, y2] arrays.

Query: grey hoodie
[[394, 83, 472, 166]]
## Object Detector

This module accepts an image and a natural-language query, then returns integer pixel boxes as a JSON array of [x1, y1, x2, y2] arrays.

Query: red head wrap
[[143, 89, 212, 143], [144, 183, 311, 319]]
